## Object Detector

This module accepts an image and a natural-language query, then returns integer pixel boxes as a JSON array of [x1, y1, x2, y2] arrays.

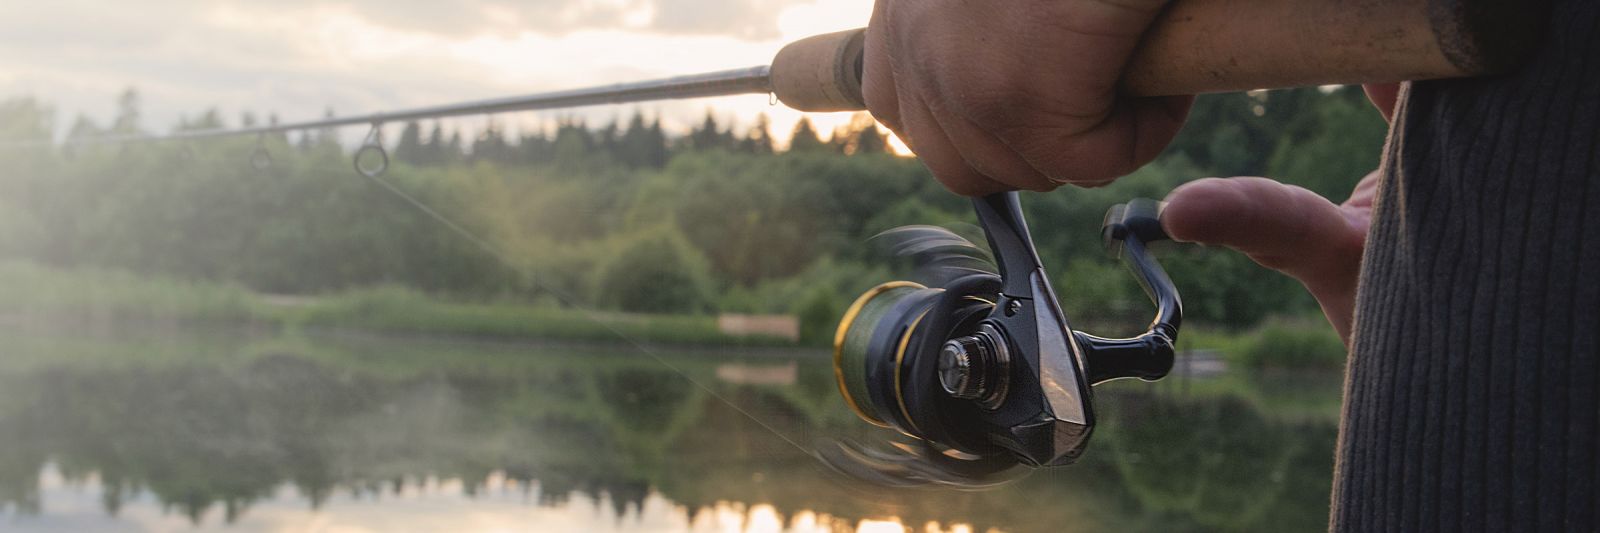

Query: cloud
[[0, 0, 870, 146], [0, 0, 815, 46], [241, 0, 815, 40]]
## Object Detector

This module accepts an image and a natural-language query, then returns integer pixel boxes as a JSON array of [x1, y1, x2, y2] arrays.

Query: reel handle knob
[[1102, 198, 1169, 254], [1080, 198, 1184, 385]]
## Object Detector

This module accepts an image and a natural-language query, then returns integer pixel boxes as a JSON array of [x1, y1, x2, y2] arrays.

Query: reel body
[[833, 192, 1181, 471]]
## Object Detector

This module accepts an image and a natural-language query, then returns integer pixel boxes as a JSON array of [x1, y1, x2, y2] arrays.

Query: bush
[[1235, 318, 1347, 370], [592, 224, 714, 314], [794, 286, 842, 346]]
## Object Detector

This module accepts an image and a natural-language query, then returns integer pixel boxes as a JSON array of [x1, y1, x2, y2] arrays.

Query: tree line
[[0, 85, 1385, 334]]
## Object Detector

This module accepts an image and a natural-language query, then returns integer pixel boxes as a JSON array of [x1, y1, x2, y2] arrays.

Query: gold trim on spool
[[833, 281, 924, 428], [892, 308, 931, 436]]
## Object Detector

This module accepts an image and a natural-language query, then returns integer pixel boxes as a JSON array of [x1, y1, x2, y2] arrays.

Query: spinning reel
[[825, 192, 1181, 485]]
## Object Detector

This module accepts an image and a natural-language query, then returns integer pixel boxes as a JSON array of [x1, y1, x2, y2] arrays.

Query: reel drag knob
[[936, 324, 1009, 410]]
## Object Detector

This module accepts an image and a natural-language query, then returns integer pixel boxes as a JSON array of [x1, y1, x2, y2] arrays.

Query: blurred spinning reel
[[822, 192, 1181, 487]]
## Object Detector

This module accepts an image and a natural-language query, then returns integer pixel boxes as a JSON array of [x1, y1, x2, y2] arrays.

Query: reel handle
[[1078, 199, 1182, 385]]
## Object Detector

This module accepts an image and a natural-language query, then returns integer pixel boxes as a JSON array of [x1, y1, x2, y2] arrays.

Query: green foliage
[[788, 117, 827, 152], [0, 260, 259, 324], [0, 260, 780, 346], [1058, 258, 1143, 335], [1235, 317, 1348, 370], [1265, 87, 1389, 199], [0, 85, 1389, 334], [297, 285, 749, 344], [592, 224, 714, 314], [794, 287, 840, 345]]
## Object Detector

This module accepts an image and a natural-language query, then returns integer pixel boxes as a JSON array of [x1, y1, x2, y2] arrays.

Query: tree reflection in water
[[0, 325, 1343, 532]]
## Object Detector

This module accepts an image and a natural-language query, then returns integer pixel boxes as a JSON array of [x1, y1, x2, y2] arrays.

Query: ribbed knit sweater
[[1330, 1, 1600, 530]]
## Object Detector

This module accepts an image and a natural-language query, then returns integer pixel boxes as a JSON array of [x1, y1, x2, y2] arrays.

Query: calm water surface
[[0, 324, 1343, 532]]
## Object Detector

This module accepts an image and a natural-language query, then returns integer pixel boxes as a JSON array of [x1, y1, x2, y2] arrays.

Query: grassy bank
[[0, 261, 784, 346], [0, 261, 1347, 360], [287, 286, 764, 345]]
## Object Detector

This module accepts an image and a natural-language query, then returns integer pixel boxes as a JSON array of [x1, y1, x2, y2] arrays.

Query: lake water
[[0, 323, 1344, 532]]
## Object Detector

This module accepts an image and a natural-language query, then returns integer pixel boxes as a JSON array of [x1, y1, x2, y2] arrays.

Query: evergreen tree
[[520, 127, 551, 165], [688, 112, 731, 151], [550, 118, 592, 168], [617, 112, 668, 168], [0, 98, 54, 141], [111, 88, 140, 135], [66, 114, 100, 140], [738, 113, 774, 154], [597, 119, 621, 161], [315, 108, 341, 151], [266, 113, 288, 145], [833, 112, 886, 155], [294, 130, 314, 152], [395, 121, 424, 166], [446, 130, 464, 163], [424, 122, 446, 165], [471, 121, 511, 163], [648, 118, 668, 164], [177, 109, 224, 131], [788, 117, 826, 152]]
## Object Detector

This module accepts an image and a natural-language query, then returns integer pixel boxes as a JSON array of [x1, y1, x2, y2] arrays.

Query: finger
[[896, 88, 1010, 197], [984, 94, 1193, 185], [1161, 177, 1364, 281], [1344, 169, 1383, 209], [918, 90, 1057, 192], [1362, 83, 1402, 123], [862, 2, 903, 134]]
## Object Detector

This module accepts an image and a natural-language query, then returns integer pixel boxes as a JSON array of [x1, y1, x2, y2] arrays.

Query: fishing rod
[[14, 0, 1531, 151], [17, 0, 1540, 486]]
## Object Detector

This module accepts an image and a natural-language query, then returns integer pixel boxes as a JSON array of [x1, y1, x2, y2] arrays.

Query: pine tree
[[0, 98, 54, 142], [646, 118, 668, 165], [446, 130, 464, 163], [739, 113, 774, 154], [424, 122, 446, 165], [551, 118, 592, 168], [66, 115, 101, 141], [471, 121, 511, 163], [178, 109, 224, 131], [838, 112, 886, 155], [788, 117, 825, 152], [395, 121, 425, 166], [111, 88, 140, 135], [267, 113, 288, 145], [597, 119, 620, 160], [618, 111, 668, 168], [689, 111, 727, 151], [315, 108, 341, 151], [520, 128, 551, 165]]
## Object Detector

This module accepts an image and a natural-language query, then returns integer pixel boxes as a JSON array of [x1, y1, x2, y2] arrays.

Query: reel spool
[[830, 192, 1181, 480]]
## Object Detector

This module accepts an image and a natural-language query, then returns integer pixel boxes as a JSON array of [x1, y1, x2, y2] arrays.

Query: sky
[[0, 0, 885, 148]]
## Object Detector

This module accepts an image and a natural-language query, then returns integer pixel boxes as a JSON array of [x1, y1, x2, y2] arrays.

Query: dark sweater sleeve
[[1330, 1, 1600, 531]]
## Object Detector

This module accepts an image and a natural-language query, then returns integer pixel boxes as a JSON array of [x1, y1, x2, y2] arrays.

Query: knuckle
[[931, 167, 997, 197]]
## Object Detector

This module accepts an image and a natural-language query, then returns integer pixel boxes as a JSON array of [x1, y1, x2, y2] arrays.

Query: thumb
[[1160, 178, 1366, 344]]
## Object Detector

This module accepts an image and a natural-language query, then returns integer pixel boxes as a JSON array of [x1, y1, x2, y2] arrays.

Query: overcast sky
[[0, 0, 879, 147]]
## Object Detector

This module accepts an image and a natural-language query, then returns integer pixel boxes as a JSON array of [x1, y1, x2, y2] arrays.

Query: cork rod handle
[[771, 0, 1545, 112]]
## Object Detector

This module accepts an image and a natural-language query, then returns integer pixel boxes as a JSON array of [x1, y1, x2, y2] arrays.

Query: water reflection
[[0, 325, 1342, 532]]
